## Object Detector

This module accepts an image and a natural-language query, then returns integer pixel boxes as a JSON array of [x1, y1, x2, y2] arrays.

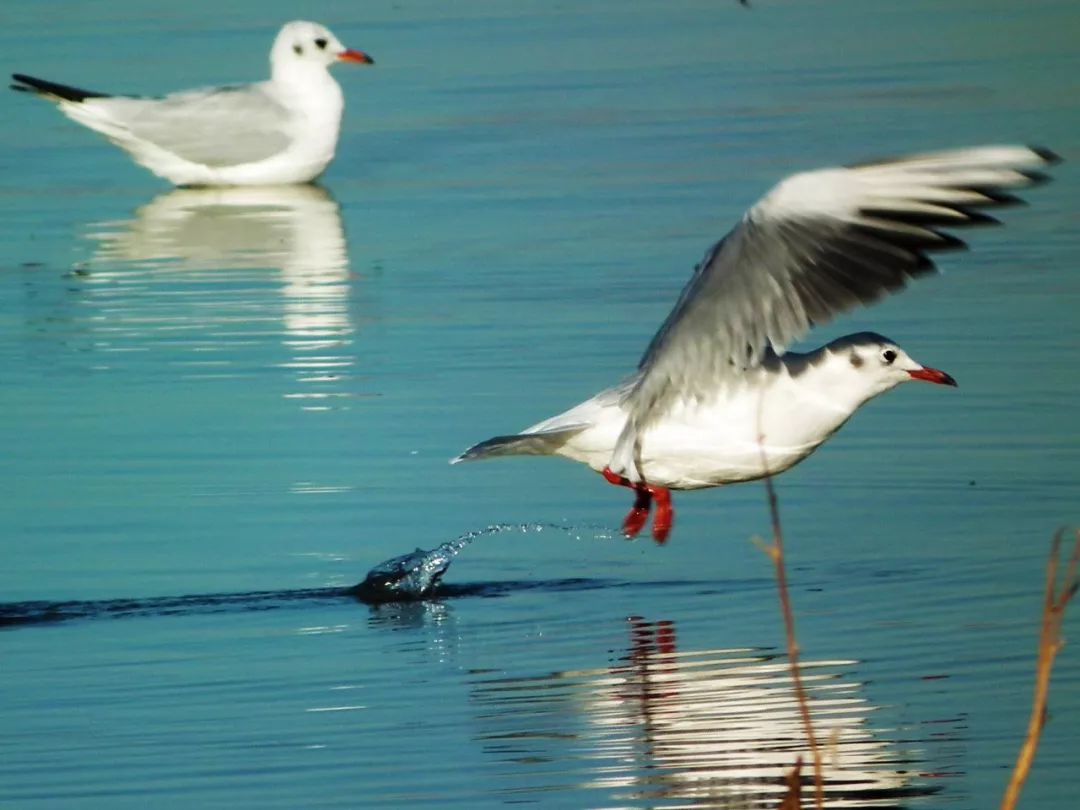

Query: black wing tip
[[973, 189, 1026, 208], [10, 73, 35, 92], [1029, 145, 1063, 165], [924, 230, 970, 253], [913, 253, 939, 274], [1019, 170, 1053, 187], [10, 72, 108, 102], [11, 73, 43, 91], [952, 208, 1002, 227], [450, 441, 491, 464]]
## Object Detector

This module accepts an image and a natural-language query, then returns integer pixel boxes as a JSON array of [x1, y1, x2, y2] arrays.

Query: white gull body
[[485, 334, 943, 490], [453, 145, 1059, 540], [11, 21, 373, 186]]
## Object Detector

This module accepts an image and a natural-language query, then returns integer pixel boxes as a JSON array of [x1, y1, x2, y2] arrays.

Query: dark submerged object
[[0, 538, 476, 627], [349, 538, 473, 603], [4, 526, 613, 627]]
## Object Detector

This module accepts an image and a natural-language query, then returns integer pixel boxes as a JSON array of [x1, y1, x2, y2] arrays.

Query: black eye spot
[[883, 349, 897, 364], [293, 44, 303, 56], [315, 38, 328, 50]]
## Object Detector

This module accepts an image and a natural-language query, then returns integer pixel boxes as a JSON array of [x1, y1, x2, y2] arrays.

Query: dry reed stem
[[777, 756, 804, 810], [758, 468, 825, 810], [999, 528, 1080, 810]]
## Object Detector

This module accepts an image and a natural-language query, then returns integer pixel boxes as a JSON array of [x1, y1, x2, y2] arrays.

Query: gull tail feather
[[451, 426, 586, 464], [11, 73, 110, 103]]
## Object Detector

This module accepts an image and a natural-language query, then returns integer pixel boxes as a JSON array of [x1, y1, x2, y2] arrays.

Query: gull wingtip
[[1029, 145, 1063, 165], [10, 74, 32, 93]]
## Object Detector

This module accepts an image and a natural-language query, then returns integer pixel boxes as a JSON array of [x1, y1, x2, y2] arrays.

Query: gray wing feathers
[[98, 85, 292, 166], [452, 425, 589, 463], [610, 145, 1059, 479]]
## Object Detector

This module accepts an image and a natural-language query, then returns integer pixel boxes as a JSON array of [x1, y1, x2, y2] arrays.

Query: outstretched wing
[[609, 145, 1059, 479]]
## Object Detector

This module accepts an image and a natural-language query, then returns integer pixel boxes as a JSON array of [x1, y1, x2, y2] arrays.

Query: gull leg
[[649, 485, 673, 544], [601, 466, 657, 540], [624, 487, 653, 538]]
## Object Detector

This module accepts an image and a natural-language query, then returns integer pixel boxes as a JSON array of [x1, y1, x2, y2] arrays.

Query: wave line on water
[[0, 522, 675, 630]]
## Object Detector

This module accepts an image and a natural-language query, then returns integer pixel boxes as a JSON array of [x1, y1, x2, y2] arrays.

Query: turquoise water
[[2, 0, 1078, 807]]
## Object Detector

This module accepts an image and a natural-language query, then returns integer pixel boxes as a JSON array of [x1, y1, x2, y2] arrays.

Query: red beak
[[338, 49, 374, 65], [908, 366, 958, 387]]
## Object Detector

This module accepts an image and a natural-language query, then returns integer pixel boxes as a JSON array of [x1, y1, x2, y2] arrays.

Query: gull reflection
[[471, 616, 940, 808], [83, 185, 360, 410]]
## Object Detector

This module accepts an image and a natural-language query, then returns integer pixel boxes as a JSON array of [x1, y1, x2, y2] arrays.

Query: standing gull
[[453, 145, 1060, 543], [11, 21, 374, 186]]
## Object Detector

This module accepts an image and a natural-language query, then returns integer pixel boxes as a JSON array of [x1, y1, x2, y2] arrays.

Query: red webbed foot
[[623, 487, 652, 537], [649, 485, 673, 544], [602, 466, 650, 537], [602, 466, 675, 544]]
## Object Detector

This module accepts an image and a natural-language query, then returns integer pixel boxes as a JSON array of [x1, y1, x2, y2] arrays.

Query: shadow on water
[[0, 523, 683, 629], [0, 578, 723, 630], [469, 616, 946, 808]]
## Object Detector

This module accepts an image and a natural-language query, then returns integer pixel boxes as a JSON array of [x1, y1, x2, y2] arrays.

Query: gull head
[[828, 332, 957, 399], [271, 20, 374, 76]]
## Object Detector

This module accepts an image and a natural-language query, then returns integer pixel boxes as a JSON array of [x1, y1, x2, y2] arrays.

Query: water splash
[[351, 537, 473, 603], [349, 522, 616, 603], [458, 521, 620, 543], [0, 522, 630, 627]]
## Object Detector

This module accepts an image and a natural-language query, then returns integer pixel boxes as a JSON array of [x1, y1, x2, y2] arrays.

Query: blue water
[[1, 0, 1078, 807]]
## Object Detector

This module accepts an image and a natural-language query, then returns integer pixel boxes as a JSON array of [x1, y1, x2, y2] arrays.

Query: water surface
[[1, 1, 1078, 807]]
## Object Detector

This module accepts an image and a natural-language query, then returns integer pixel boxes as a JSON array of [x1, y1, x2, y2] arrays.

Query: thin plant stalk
[[759, 469, 824, 810], [999, 528, 1080, 810], [777, 756, 804, 810], [754, 408, 823, 809]]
